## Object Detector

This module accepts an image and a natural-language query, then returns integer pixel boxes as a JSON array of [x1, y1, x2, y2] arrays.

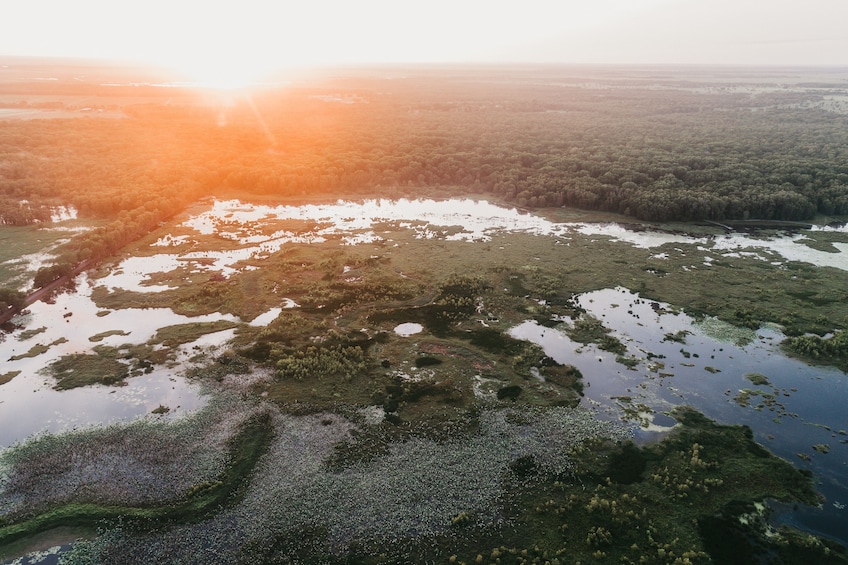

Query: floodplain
[[2, 62, 848, 564], [2, 197, 847, 564]]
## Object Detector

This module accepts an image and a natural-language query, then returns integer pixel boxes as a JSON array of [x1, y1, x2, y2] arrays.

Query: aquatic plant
[[0, 393, 258, 522], [695, 316, 757, 346], [785, 330, 848, 370], [61, 406, 629, 562]]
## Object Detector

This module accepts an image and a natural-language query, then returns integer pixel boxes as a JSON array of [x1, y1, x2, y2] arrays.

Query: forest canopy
[[1, 65, 847, 267]]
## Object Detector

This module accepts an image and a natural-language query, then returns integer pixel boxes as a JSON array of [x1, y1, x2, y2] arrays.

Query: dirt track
[[0, 260, 92, 325]]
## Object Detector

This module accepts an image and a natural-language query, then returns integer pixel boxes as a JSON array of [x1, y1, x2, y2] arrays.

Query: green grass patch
[[746, 373, 771, 386], [48, 349, 129, 390], [149, 320, 240, 347], [16, 326, 47, 340]]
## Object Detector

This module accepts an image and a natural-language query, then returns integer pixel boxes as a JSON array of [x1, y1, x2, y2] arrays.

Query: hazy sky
[[2, 0, 846, 81]]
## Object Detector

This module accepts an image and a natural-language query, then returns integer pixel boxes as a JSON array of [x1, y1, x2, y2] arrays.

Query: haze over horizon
[[3, 0, 847, 86]]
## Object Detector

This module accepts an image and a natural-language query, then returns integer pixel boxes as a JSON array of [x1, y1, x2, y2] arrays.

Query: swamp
[[1, 62, 848, 564]]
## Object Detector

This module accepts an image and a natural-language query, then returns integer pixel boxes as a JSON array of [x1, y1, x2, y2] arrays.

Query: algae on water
[[695, 316, 757, 346]]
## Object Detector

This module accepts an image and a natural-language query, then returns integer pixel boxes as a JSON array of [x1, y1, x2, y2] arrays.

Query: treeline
[[194, 75, 848, 222], [0, 199, 53, 225], [2, 68, 848, 269]]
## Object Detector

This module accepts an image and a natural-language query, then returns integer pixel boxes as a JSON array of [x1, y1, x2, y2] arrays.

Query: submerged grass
[[0, 394, 271, 553], [6, 200, 848, 561]]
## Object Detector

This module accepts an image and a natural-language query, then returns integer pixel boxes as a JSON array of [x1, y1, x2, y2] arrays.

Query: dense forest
[[2, 65, 848, 277]]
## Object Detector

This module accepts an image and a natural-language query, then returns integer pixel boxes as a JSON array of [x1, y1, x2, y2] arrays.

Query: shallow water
[[394, 323, 423, 337], [0, 276, 248, 447], [509, 287, 848, 544], [96, 199, 848, 295], [0, 366, 204, 448], [2, 198, 847, 547]]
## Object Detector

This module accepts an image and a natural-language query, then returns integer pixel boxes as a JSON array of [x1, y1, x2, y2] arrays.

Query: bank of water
[[509, 286, 848, 545]]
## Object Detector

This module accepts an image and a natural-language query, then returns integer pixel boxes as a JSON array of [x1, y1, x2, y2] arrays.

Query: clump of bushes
[[273, 345, 367, 381], [785, 330, 848, 369]]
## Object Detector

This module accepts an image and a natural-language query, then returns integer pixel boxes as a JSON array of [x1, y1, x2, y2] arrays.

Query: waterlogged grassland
[[3, 202, 848, 562], [0, 394, 270, 557], [0, 225, 70, 289], [6, 395, 838, 564]]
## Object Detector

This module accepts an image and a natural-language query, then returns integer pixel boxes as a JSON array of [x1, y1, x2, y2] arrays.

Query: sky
[[2, 0, 846, 84]]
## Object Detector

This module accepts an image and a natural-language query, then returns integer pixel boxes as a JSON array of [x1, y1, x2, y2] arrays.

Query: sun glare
[[168, 54, 283, 91], [179, 63, 260, 91]]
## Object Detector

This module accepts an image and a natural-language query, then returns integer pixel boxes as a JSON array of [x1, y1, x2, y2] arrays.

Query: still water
[[510, 287, 847, 544]]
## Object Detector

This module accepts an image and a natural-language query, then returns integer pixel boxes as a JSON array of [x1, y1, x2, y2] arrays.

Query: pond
[[0, 276, 244, 448], [393, 323, 423, 337], [509, 286, 848, 545]]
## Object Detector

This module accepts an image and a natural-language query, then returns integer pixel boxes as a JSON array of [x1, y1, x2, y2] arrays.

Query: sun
[[166, 52, 286, 91], [174, 61, 266, 91]]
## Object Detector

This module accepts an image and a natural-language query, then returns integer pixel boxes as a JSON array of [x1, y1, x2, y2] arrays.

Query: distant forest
[[2, 66, 848, 272]]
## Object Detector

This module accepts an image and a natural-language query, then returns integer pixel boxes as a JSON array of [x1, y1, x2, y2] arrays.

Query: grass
[[5, 197, 848, 561], [0, 225, 69, 289], [149, 320, 240, 347], [29, 402, 835, 564], [8, 338, 67, 361], [88, 330, 130, 342], [0, 401, 273, 554], [48, 350, 129, 389]]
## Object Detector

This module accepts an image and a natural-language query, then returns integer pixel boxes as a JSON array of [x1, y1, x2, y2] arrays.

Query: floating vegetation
[[8, 338, 67, 361], [566, 315, 626, 355], [695, 316, 758, 346], [88, 330, 130, 342], [15, 327, 47, 341], [60, 405, 631, 563], [0, 371, 20, 386], [746, 373, 771, 386], [47, 350, 129, 390], [663, 330, 691, 344], [149, 321, 240, 347]]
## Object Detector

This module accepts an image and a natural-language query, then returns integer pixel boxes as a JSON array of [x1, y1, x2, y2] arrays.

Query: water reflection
[[394, 323, 423, 337], [2, 198, 847, 544], [0, 276, 247, 448], [180, 198, 848, 269], [509, 287, 848, 544], [92, 199, 848, 295], [0, 368, 204, 448]]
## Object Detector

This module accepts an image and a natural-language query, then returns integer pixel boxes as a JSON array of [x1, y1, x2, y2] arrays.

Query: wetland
[[2, 197, 847, 564], [2, 62, 848, 564]]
